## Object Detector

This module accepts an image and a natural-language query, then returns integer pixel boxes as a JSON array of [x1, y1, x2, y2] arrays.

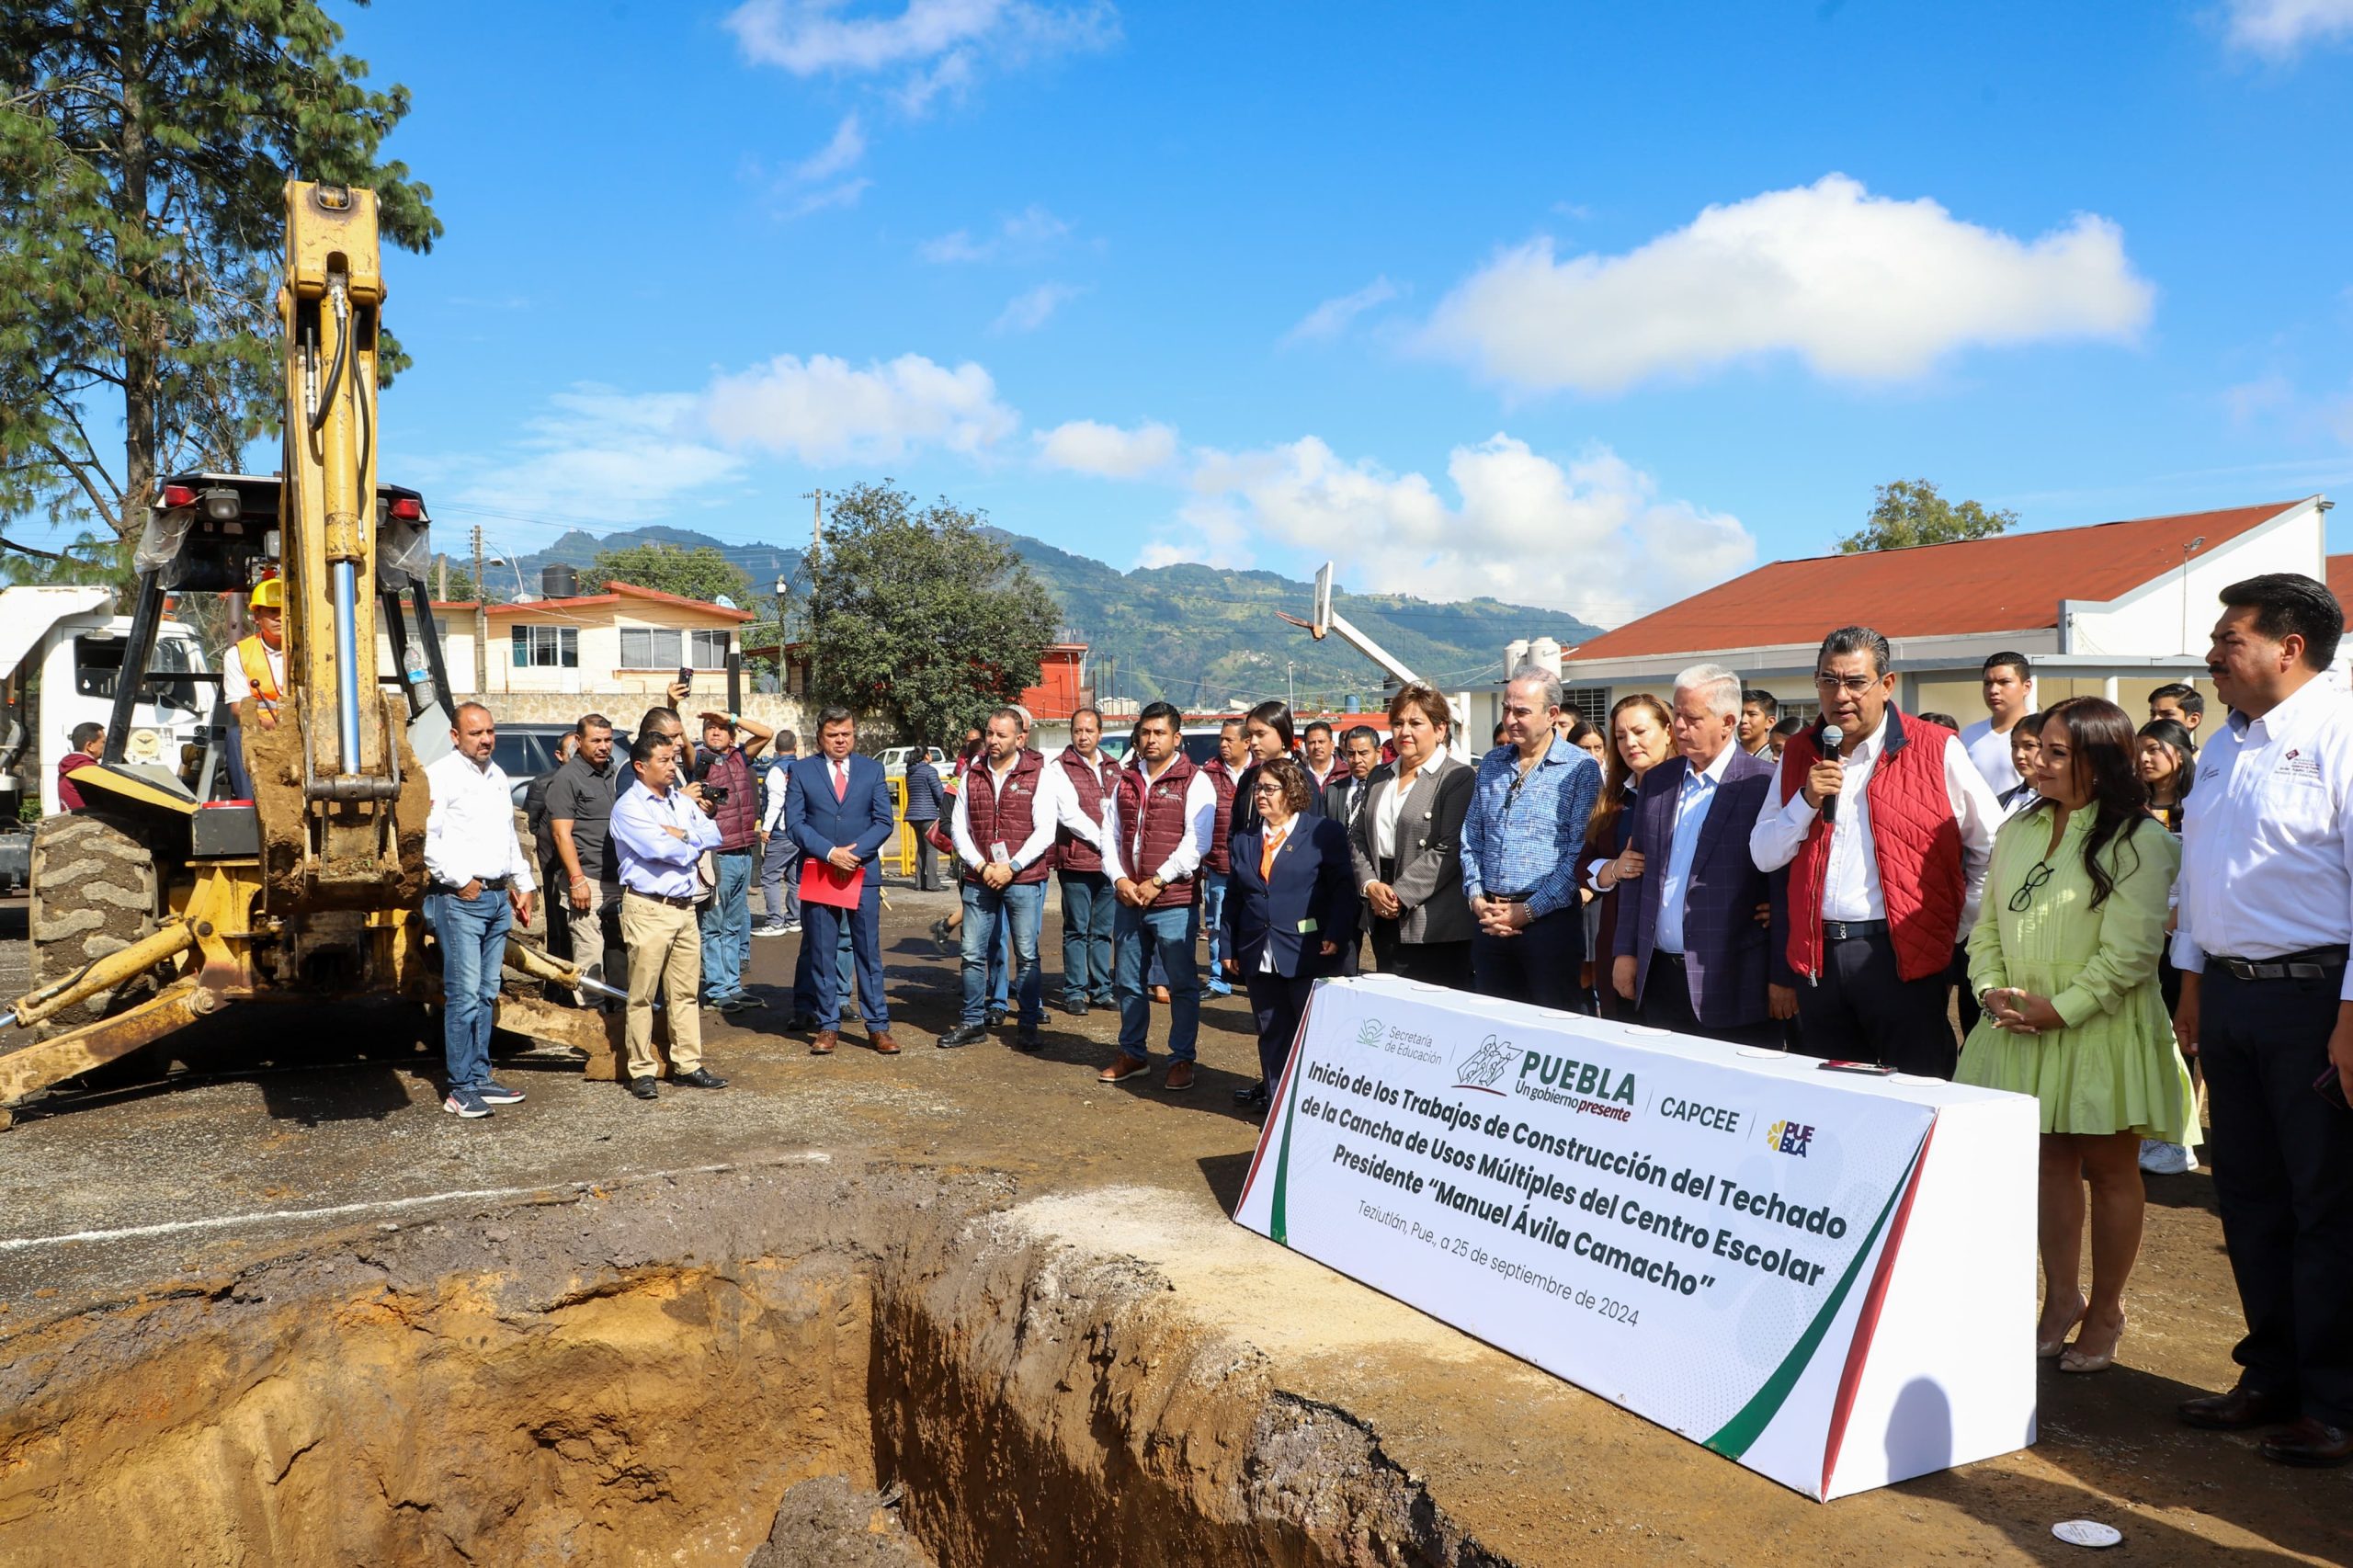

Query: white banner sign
[[1233, 977, 2038, 1500]]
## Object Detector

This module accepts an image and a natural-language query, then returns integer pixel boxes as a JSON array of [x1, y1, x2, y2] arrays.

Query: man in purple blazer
[[1609, 663, 1792, 1046]]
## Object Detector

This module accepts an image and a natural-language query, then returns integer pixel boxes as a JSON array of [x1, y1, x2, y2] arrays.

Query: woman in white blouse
[[1349, 684, 1477, 990]]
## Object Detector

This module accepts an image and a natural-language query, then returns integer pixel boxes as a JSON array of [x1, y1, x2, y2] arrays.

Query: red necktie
[[832, 761, 847, 801]]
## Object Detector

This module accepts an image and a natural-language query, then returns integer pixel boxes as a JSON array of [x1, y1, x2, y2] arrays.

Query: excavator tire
[[28, 811, 165, 1040]]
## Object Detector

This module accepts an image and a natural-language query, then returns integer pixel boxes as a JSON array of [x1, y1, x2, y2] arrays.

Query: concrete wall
[[2065, 503, 2326, 659]]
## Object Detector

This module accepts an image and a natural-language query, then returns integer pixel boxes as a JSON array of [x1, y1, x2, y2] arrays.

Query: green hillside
[[479, 523, 1600, 710]]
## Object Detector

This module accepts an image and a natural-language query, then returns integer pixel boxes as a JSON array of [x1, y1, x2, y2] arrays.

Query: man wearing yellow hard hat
[[221, 576, 286, 798], [223, 575, 286, 728]]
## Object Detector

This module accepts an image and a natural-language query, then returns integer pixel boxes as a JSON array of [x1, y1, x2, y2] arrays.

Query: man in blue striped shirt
[[1461, 665, 1604, 1009]]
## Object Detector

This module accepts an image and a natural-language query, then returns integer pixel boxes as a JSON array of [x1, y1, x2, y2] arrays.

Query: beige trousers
[[620, 891, 702, 1077]]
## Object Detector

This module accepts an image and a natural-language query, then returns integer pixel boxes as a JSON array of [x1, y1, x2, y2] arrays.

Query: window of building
[[619, 628, 730, 668], [510, 625, 578, 668], [1565, 688, 1610, 726]]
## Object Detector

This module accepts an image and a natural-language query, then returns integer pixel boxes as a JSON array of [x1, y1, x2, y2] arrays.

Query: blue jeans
[[963, 880, 1044, 1027], [1115, 902, 1200, 1062], [699, 847, 753, 1003], [426, 888, 512, 1093], [1059, 870, 1115, 1005], [1199, 869, 1232, 990], [758, 836, 799, 926]]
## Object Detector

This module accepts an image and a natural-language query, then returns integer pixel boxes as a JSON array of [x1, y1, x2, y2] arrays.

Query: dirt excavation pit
[[0, 1159, 1497, 1568]]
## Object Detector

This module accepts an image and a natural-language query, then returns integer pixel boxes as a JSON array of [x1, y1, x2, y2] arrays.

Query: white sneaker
[[2138, 1139, 2196, 1175]]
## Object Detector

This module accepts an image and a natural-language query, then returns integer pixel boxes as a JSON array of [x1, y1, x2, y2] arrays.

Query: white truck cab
[[0, 585, 212, 821]]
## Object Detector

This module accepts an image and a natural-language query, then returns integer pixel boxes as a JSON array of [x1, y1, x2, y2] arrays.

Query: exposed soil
[[0, 888, 2347, 1566]]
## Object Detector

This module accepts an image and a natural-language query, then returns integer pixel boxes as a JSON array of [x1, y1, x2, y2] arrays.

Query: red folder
[[799, 857, 865, 909]]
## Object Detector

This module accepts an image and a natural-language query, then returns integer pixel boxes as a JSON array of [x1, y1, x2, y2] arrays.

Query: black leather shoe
[[938, 1023, 988, 1049], [2261, 1417, 2353, 1467], [675, 1067, 728, 1089], [786, 1012, 820, 1033], [1015, 1024, 1043, 1051], [1061, 999, 1089, 1017], [627, 1075, 658, 1101], [1233, 1080, 1269, 1107], [2179, 1385, 2300, 1431], [986, 1007, 1007, 1028]]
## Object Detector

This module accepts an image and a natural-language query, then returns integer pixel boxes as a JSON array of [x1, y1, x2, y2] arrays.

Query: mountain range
[[468, 524, 1601, 709]]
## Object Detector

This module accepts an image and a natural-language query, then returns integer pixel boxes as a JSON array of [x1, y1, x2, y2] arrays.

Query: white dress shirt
[[424, 749, 535, 892], [1958, 717, 2023, 796], [950, 752, 1098, 874], [1373, 763, 1428, 862], [1654, 744, 1736, 955], [1099, 757, 1217, 883], [1749, 710, 2000, 927], [2171, 676, 2353, 1000]]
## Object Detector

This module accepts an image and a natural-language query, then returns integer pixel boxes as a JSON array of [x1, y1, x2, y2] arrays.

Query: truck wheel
[[28, 812, 164, 1038]]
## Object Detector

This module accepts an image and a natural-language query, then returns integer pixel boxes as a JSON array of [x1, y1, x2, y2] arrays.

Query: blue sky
[[181, 2, 2353, 623]]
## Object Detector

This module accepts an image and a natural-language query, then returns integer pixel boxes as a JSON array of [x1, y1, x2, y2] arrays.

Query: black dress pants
[[1639, 952, 1780, 1048], [1790, 929, 1956, 1078], [1246, 969, 1318, 1088], [2200, 965, 2353, 1425], [1370, 919, 1473, 991], [1471, 906, 1584, 1010]]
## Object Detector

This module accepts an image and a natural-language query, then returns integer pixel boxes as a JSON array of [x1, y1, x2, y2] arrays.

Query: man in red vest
[[1051, 706, 1122, 1017], [1099, 701, 1219, 1091], [1750, 626, 2002, 1077], [942, 706, 1103, 1051], [1198, 718, 1245, 997]]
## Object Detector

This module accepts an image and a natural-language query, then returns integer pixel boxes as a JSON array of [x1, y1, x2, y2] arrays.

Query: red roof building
[[1555, 497, 2331, 723]]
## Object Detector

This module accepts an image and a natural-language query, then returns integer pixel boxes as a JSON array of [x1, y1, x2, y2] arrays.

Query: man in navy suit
[[1609, 663, 1791, 1046], [784, 706, 899, 1055]]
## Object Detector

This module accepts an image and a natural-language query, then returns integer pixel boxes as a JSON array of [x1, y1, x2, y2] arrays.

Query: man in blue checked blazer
[[783, 705, 899, 1054], [1609, 663, 1792, 1046]]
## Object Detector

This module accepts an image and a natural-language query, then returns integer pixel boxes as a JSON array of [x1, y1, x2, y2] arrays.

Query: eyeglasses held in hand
[[2008, 859, 2054, 913]]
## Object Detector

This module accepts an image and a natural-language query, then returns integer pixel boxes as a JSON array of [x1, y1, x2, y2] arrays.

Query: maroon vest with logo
[[1777, 712, 1965, 983], [1199, 757, 1239, 874], [1051, 746, 1120, 875], [1116, 753, 1201, 909], [962, 749, 1051, 886]]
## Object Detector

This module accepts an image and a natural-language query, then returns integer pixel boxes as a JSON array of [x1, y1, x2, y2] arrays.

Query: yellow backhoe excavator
[[0, 181, 620, 1129]]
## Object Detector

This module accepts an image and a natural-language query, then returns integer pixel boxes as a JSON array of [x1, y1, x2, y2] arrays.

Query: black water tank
[[541, 563, 580, 598]]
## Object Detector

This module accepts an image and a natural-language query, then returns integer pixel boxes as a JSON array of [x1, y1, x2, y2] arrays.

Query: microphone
[[1818, 723, 1842, 824]]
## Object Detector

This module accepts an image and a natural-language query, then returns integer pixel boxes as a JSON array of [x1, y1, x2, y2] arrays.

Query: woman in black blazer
[[1224, 757, 1358, 1109], [1349, 685, 1475, 990]]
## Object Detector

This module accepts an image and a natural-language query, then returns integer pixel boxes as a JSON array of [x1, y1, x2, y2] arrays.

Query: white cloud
[[1165, 434, 1752, 620], [1423, 174, 2154, 394], [1281, 276, 1401, 346], [990, 282, 1080, 334], [1035, 418, 1177, 477], [449, 387, 745, 525], [2223, 372, 2295, 426], [792, 113, 867, 181], [702, 352, 1019, 463], [2226, 0, 2353, 57], [724, 0, 1118, 109], [780, 176, 872, 219], [919, 203, 1070, 263]]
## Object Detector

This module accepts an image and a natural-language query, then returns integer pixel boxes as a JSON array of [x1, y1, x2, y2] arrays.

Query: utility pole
[[801, 489, 824, 697], [436, 551, 448, 603], [1287, 661, 1295, 711], [471, 523, 488, 697]]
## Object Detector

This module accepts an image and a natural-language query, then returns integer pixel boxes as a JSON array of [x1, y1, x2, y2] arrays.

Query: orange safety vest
[[235, 634, 282, 706]]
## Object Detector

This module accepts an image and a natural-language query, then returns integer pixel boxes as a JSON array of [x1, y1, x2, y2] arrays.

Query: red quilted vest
[[1116, 752, 1200, 909], [1778, 711, 1965, 983], [961, 749, 1051, 886], [1051, 746, 1120, 875], [1199, 757, 1238, 874]]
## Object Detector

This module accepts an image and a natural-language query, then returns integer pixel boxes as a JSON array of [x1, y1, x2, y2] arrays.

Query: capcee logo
[[1765, 1119, 1814, 1157], [1453, 1033, 1515, 1092]]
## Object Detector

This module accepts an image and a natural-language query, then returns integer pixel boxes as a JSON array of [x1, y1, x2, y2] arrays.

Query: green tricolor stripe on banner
[[1267, 1046, 1312, 1246], [1703, 1131, 1929, 1460]]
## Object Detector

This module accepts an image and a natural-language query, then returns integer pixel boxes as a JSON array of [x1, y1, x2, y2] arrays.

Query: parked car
[[879, 745, 948, 777]]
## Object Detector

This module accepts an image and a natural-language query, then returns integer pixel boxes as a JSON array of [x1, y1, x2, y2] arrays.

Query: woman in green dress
[[1958, 697, 2199, 1375]]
